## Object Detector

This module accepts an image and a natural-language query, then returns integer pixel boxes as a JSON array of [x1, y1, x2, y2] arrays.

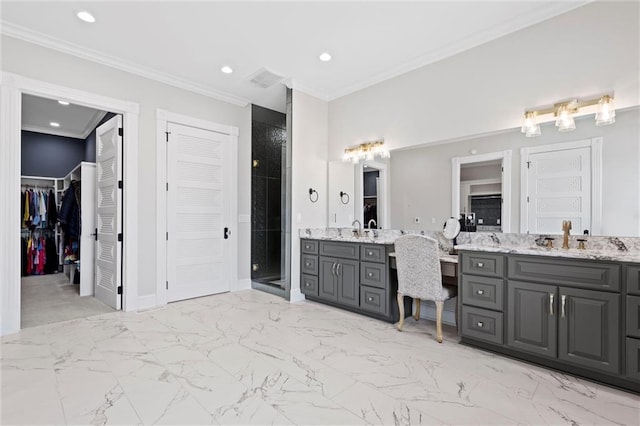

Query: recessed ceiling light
[[50, 122, 60, 128], [58, 100, 70, 106], [319, 52, 332, 62], [221, 66, 233, 74], [76, 11, 96, 23]]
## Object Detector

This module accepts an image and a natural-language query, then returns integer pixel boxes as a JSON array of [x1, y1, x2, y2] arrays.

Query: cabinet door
[[507, 281, 557, 359], [558, 287, 620, 374], [337, 258, 360, 307], [319, 257, 338, 302]]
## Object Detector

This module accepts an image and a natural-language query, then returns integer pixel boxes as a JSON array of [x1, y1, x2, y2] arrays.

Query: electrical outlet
[[414, 217, 420, 223]]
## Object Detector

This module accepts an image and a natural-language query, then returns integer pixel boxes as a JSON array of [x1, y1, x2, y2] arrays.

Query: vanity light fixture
[[342, 140, 390, 164], [521, 94, 615, 137]]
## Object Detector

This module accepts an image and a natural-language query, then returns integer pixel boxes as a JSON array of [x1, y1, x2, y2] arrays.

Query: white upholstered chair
[[395, 234, 457, 343]]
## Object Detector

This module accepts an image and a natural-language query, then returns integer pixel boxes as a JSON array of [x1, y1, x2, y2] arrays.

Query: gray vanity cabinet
[[319, 256, 359, 307], [460, 250, 636, 393], [507, 281, 557, 359]]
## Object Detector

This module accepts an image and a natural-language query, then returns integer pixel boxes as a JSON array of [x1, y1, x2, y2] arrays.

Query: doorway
[[1, 72, 140, 336], [19, 94, 122, 328]]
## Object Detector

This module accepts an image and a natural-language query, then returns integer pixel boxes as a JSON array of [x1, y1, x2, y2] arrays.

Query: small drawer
[[508, 256, 620, 291], [461, 306, 503, 345], [460, 252, 504, 278], [361, 262, 386, 289], [361, 245, 386, 264], [626, 338, 640, 382], [627, 295, 640, 338], [301, 239, 318, 255], [462, 275, 504, 311], [301, 255, 318, 276], [320, 241, 359, 260], [360, 286, 387, 316], [301, 274, 318, 297], [627, 265, 640, 295]]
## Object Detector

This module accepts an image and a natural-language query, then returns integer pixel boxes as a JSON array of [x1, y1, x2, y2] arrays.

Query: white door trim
[[520, 138, 602, 235], [451, 150, 512, 233], [0, 72, 140, 335], [355, 160, 390, 229], [156, 109, 239, 307]]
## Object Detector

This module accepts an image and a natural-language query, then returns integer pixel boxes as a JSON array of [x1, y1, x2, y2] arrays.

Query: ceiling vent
[[248, 67, 284, 89]]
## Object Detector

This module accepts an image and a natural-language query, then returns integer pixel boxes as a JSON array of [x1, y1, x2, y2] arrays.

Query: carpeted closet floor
[[21, 273, 113, 328]]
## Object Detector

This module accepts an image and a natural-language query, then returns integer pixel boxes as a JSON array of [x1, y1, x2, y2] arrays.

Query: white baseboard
[[233, 278, 252, 292], [289, 288, 305, 303], [137, 294, 158, 311]]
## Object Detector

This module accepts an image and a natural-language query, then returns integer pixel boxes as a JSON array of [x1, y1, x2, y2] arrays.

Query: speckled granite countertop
[[299, 228, 640, 264]]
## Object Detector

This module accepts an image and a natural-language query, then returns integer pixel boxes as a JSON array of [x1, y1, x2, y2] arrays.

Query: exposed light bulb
[[555, 105, 575, 132], [521, 112, 541, 137]]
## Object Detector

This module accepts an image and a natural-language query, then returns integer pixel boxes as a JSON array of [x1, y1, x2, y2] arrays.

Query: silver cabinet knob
[[305, 245, 311, 249], [305, 282, 310, 287], [368, 272, 373, 277], [368, 251, 373, 256], [477, 321, 484, 328], [477, 289, 484, 295], [305, 262, 311, 267], [368, 297, 374, 302], [477, 262, 484, 268]]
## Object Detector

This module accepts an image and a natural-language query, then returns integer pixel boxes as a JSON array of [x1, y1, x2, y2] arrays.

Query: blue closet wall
[[21, 131, 85, 177]]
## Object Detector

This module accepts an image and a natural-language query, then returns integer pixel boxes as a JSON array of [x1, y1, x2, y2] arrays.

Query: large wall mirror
[[327, 107, 640, 237]]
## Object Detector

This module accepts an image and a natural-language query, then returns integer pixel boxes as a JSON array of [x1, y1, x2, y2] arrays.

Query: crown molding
[[79, 110, 108, 139], [284, 78, 329, 102], [22, 124, 86, 140], [1, 21, 251, 108], [326, 1, 592, 101]]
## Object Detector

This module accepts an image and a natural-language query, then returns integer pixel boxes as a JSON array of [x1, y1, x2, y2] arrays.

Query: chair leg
[[413, 299, 421, 321], [435, 301, 444, 343], [396, 293, 405, 331]]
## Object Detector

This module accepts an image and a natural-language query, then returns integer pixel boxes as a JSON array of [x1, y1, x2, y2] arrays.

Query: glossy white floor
[[1, 290, 638, 425]]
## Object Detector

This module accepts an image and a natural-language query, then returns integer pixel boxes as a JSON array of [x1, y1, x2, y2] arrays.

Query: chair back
[[395, 234, 444, 301]]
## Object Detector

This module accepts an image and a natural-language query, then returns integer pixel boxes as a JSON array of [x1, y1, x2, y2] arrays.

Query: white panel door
[[95, 115, 122, 309], [526, 147, 591, 235], [167, 123, 231, 302]]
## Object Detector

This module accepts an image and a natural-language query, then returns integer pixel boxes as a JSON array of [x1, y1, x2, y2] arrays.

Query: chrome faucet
[[351, 219, 362, 237], [367, 219, 377, 230]]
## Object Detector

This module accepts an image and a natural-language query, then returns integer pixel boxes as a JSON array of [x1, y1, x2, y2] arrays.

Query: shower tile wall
[[251, 105, 286, 281]]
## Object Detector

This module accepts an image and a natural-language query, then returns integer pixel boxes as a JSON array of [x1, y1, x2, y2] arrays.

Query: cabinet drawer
[[361, 245, 386, 263], [361, 262, 386, 289], [626, 338, 640, 382], [461, 306, 503, 345], [301, 274, 318, 297], [461, 275, 504, 311], [508, 256, 620, 291], [301, 239, 319, 255], [460, 252, 504, 278], [320, 241, 359, 260], [360, 286, 387, 316], [627, 265, 640, 295], [627, 295, 640, 338], [301, 255, 318, 276]]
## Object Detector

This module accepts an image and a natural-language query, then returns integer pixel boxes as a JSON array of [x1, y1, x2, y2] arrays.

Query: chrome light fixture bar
[[521, 94, 615, 138], [343, 140, 390, 164]]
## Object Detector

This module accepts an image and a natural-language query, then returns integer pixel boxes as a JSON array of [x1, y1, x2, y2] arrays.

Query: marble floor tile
[[2, 289, 639, 426]]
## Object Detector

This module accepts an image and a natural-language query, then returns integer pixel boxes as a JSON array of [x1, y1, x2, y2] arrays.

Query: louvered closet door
[[95, 115, 122, 309], [167, 123, 231, 302]]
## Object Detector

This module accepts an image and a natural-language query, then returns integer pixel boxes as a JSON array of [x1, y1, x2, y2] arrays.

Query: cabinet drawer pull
[[561, 295, 566, 318], [477, 321, 484, 328], [477, 262, 484, 268], [368, 251, 374, 256], [305, 245, 311, 250], [549, 293, 554, 316], [332, 262, 337, 276], [368, 297, 374, 302], [476, 289, 484, 295], [368, 272, 373, 277], [305, 262, 311, 267], [337, 263, 342, 276], [305, 282, 310, 287]]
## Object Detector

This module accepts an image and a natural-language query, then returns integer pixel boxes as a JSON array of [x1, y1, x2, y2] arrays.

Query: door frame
[[520, 138, 602, 235], [451, 150, 512, 233], [355, 159, 390, 229], [0, 72, 140, 335], [155, 109, 239, 308]]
